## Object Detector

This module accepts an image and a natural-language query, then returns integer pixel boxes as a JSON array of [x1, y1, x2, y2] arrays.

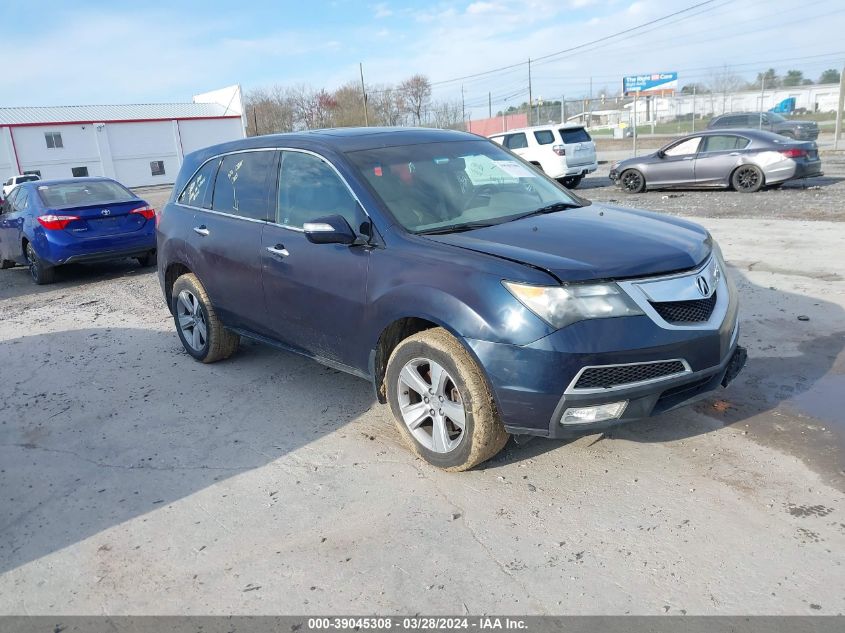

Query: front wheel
[[385, 328, 509, 471], [25, 243, 55, 285], [732, 165, 764, 193], [619, 169, 646, 193], [171, 273, 239, 363]]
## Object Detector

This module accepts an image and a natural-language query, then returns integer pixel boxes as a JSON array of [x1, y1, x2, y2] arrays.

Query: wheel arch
[[164, 261, 193, 313]]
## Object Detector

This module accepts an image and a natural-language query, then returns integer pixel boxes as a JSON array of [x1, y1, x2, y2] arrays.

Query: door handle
[[266, 244, 290, 258], [682, 156, 694, 160], [729, 152, 740, 156], [193, 225, 210, 236]]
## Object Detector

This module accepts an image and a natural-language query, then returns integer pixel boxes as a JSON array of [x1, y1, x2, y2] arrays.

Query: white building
[[0, 86, 246, 188]]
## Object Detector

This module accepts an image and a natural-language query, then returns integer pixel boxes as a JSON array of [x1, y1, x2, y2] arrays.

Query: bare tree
[[370, 86, 406, 126], [331, 81, 368, 127], [429, 99, 464, 130], [399, 74, 432, 126], [290, 86, 338, 129]]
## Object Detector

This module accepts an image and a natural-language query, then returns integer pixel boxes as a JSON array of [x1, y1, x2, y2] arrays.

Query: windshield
[[345, 139, 584, 233], [19, 175, 39, 183], [37, 181, 135, 208]]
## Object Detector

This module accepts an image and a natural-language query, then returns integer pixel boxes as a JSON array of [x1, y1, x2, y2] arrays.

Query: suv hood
[[425, 204, 711, 282]]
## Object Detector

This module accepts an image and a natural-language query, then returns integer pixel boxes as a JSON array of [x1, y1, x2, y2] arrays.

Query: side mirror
[[303, 214, 359, 245], [656, 150, 666, 159]]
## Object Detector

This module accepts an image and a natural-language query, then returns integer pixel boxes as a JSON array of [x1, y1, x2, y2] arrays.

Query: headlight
[[503, 281, 643, 329]]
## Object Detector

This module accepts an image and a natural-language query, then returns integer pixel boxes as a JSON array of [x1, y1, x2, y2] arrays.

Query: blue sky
[[3, 0, 844, 119]]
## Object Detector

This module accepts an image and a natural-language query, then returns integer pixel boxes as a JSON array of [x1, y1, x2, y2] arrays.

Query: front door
[[647, 136, 701, 187], [261, 150, 370, 370]]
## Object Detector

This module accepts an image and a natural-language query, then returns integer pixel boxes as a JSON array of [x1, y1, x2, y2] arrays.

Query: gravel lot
[[1, 173, 844, 615]]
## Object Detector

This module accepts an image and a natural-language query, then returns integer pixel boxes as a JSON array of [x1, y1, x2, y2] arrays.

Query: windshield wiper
[[417, 221, 501, 235], [514, 201, 580, 220]]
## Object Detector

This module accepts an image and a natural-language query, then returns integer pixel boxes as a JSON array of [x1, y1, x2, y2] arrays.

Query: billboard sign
[[623, 72, 678, 96]]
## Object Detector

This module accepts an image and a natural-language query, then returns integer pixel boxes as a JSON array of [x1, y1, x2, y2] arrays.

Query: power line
[[429, 0, 718, 87]]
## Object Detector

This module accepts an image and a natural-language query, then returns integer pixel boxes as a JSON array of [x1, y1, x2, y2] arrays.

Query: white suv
[[489, 124, 597, 188], [3, 174, 40, 197]]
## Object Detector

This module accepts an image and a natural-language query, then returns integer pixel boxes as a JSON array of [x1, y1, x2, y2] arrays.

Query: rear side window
[[701, 135, 750, 152], [559, 128, 591, 144], [211, 151, 275, 221], [533, 130, 555, 145], [503, 133, 528, 149], [277, 151, 361, 230], [178, 159, 218, 208]]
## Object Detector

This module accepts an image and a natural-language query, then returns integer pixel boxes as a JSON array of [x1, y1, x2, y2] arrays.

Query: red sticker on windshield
[[374, 166, 383, 177]]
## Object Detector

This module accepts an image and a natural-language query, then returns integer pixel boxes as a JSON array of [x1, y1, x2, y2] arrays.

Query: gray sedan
[[609, 129, 822, 193]]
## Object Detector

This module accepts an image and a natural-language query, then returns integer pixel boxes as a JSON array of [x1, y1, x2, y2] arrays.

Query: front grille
[[651, 292, 717, 323], [574, 360, 687, 390]]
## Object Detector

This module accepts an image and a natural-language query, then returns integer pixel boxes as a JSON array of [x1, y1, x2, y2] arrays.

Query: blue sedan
[[0, 177, 156, 284]]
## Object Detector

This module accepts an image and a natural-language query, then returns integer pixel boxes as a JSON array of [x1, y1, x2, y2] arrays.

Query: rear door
[[557, 127, 596, 168], [260, 149, 370, 368], [187, 149, 276, 332], [647, 136, 702, 187], [694, 134, 750, 185]]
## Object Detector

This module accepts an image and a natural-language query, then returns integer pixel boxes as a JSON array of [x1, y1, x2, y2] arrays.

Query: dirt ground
[[1, 177, 844, 615]]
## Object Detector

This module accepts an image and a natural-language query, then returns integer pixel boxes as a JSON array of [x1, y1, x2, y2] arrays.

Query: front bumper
[[465, 255, 742, 437]]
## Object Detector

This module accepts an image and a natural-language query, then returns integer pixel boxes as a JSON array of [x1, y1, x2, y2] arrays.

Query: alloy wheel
[[26, 244, 38, 283], [176, 289, 208, 351], [622, 171, 643, 192], [735, 166, 760, 191], [397, 357, 466, 453]]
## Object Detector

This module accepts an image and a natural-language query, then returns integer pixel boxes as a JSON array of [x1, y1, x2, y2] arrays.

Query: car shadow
[[1, 269, 843, 573], [0, 258, 152, 301], [483, 267, 845, 486]]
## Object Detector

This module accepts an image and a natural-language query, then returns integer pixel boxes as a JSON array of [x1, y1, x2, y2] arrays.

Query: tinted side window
[[533, 130, 555, 145], [702, 135, 750, 152], [277, 151, 361, 231], [178, 159, 219, 208], [559, 128, 591, 143], [211, 151, 274, 221], [504, 133, 528, 149]]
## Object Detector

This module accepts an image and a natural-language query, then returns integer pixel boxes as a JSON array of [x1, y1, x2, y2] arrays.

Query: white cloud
[[372, 2, 393, 18]]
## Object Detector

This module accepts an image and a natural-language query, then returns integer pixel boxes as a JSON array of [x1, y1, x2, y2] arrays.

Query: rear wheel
[[171, 273, 239, 363], [25, 243, 55, 285], [731, 165, 764, 193], [619, 169, 646, 193], [560, 175, 583, 189], [137, 251, 157, 267], [385, 327, 509, 471]]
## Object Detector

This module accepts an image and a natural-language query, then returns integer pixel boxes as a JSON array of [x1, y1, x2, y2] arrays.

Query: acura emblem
[[100, 209, 111, 216], [696, 276, 710, 297]]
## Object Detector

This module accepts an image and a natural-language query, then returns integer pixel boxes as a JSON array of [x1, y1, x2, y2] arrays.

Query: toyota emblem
[[100, 209, 111, 216], [696, 276, 710, 297]]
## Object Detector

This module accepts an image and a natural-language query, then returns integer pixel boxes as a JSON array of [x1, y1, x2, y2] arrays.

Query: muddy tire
[[171, 273, 239, 363], [26, 242, 55, 285], [385, 327, 509, 471]]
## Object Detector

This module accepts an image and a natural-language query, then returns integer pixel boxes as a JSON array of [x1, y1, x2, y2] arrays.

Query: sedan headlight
[[503, 281, 643, 329]]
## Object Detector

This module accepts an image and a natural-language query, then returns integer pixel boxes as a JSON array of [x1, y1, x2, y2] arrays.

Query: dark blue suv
[[157, 128, 746, 471]]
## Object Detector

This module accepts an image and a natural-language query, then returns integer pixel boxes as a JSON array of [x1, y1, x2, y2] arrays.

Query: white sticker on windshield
[[492, 160, 537, 178]]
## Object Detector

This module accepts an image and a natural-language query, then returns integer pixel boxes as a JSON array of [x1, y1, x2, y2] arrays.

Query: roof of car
[[490, 123, 585, 135], [22, 177, 127, 188], [196, 127, 482, 157]]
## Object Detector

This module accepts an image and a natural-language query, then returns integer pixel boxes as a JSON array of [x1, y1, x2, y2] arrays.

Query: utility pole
[[488, 92, 492, 119], [561, 94, 565, 124], [252, 106, 258, 136], [633, 92, 638, 157], [691, 84, 696, 132], [359, 62, 369, 126], [835, 63, 845, 151], [461, 85, 466, 131], [588, 76, 593, 128], [759, 75, 765, 130], [527, 58, 533, 126]]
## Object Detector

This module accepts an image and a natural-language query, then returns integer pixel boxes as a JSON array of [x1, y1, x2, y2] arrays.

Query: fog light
[[561, 401, 628, 425]]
